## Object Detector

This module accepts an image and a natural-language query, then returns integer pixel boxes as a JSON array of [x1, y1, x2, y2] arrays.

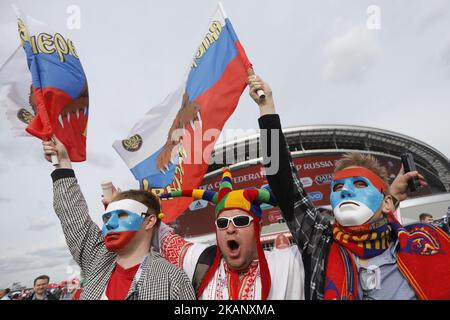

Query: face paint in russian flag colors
[[101, 199, 148, 252], [331, 174, 384, 227]]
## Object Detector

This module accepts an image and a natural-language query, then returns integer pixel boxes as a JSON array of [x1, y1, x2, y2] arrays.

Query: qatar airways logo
[[315, 174, 334, 185], [297, 160, 336, 171]]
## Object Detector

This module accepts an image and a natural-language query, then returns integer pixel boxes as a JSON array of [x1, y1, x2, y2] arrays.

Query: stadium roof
[[209, 124, 450, 191]]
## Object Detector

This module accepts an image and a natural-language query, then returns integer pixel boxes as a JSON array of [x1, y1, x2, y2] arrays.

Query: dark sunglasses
[[215, 215, 254, 229]]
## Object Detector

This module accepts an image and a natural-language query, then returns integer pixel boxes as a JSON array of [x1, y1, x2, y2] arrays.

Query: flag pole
[[51, 154, 59, 166], [217, 2, 266, 101], [50, 137, 59, 166], [218, 2, 228, 18], [52, 154, 59, 167]]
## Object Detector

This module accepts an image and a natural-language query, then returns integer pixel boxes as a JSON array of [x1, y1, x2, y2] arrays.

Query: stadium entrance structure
[[170, 125, 450, 249]]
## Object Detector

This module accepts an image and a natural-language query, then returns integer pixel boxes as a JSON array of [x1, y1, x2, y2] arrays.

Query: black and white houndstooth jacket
[[51, 169, 196, 300]]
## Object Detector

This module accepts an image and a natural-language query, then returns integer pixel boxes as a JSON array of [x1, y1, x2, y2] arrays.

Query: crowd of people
[[1, 275, 83, 300], [2, 75, 450, 301]]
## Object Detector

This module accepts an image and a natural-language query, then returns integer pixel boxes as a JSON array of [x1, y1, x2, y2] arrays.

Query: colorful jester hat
[[160, 167, 277, 300]]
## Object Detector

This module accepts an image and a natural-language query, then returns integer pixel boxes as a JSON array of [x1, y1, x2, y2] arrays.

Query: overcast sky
[[1, 0, 450, 288]]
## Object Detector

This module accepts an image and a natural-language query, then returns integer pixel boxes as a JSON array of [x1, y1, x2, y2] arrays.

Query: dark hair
[[419, 213, 433, 221], [4, 288, 10, 294], [112, 190, 162, 227], [34, 275, 50, 286]]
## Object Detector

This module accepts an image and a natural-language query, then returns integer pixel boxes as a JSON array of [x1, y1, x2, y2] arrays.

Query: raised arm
[[248, 76, 331, 254], [43, 138, 112, 274], [390, 165, 427, 203]]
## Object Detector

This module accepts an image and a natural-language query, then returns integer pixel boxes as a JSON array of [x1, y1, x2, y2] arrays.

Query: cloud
[[417, 1, 450, 33], [0, 196, 11, 203], [0, 127, 43, 166], [86, 150, 115, 169], [0, 241, 72, 275], [26, 217, 55, 231], [441, 42, 450, 75], [323, 25, 379, 82], [0, 236, 81, 288]]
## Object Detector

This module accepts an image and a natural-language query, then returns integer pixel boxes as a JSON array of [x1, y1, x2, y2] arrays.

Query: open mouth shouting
[[226, 239, 241, 258]]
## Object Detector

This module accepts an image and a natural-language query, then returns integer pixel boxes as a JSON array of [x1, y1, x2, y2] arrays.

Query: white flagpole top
[[0, 46, 21, 74], [218, 2, 228, 19], [11, 3, 20, 16]]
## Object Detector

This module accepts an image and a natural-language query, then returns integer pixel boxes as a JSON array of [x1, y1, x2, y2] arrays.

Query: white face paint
[[331, 176, 384, 227], [333, 200, 375, 227]]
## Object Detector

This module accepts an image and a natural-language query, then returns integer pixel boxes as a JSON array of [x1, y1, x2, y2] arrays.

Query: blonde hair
[[334, 152, 390, 191]]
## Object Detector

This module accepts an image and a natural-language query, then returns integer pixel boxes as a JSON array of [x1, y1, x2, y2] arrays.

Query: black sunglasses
[[215, 215, 254, 229]]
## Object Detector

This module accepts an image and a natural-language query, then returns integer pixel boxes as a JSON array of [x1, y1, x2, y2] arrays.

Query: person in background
[[274, 234, 291, 250], [59, 286, 67, 300], [419, 213, 433, 224], [21, 289, 30, 300], [429, 205, 450, 235], [11, 292, 22, 300], [55, 285, 63, 300], [0, 288, 11, 300], [26, 275, 57, 300], [72, 278, 86, 300]]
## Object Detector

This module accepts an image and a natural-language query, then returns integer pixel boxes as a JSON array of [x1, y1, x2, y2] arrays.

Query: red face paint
[[104, 231, 137, 252], [333, 167, 387, 194]]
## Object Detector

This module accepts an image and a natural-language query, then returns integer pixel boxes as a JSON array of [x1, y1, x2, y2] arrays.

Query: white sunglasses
[[215, 215, 254, 229]]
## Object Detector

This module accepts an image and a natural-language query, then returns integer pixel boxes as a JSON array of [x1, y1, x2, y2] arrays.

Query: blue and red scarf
[[324, 212, 450, 300]]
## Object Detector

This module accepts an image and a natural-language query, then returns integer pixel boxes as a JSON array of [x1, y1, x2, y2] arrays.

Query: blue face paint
[[331, 176, 384, 214], [101, 210, 145, 237]]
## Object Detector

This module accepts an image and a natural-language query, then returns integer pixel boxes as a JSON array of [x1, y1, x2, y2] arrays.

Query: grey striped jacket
[[52, 169, 196, 300]]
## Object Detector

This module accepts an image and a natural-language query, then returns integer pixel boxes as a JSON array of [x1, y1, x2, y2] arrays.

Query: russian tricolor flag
[[113, 4, 253, 222], [11, 7, 89, 162]]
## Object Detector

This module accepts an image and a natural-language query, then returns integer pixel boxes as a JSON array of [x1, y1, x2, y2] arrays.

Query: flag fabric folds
[[113, 4, 252, 222], [0, 46, 33, 137], [0, 7, 89, 162]]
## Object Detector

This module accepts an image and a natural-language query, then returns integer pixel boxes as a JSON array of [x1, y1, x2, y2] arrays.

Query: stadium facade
[[171, 124, 450, 249]]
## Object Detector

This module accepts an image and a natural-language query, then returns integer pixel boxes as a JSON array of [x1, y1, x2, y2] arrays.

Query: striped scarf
[[332, 216, 392, 259], [324, 212, 450, 300]]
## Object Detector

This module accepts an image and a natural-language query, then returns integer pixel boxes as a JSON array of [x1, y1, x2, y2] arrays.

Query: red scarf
[[227, 261, 259, 300], [325, 212, 450, 300]]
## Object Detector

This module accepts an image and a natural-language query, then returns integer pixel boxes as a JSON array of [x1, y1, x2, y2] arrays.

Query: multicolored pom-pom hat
[[160, 167, 277, 300]]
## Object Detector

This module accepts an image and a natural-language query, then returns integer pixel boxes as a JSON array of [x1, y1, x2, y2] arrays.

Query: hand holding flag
[[42, 135, 72, 169], [247, 74, 275, 116], [247, 69, 266, 100]]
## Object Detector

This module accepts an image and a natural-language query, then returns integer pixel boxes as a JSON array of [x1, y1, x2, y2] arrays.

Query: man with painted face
[[154, 168, 305, 300], [249, 75, 450, 300], [42, 138, 195, 300]]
